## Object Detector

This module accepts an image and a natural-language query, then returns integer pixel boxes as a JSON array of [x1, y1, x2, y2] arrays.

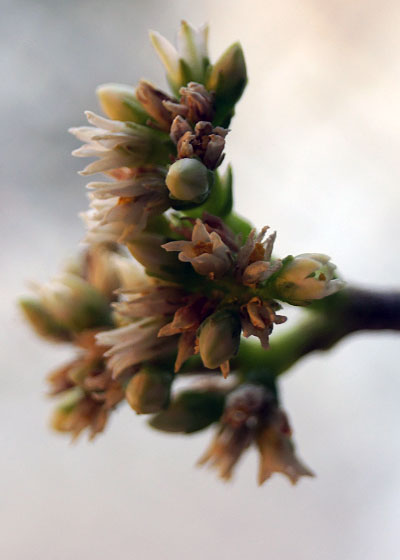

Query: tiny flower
[[198, 309, 242, 377], [19, 298, 71, 342], [158, 296, 214, 372], [68, 244, 125, 302], [34, 273, 112, 333], [83, 167, 170, 242], [48, 332, 126, 440], [163, 82, 214, 123], [96, 83, 149, 124], [69, 111, 172, 175], [198, 384, 270, 480], [51, 389, 113, 441], [240, 297, 286, 349], [149, 21, 209, 94], [166, 158, 211, 203], [162, 218, 231, 278], [125, 365, 173, 414], [172, 120, 228, 170], [236, 226, 281, 286], [256, 409, 314, 485], [199, 384, 313, 484], [116, 284, 187, 319], [273, 253, 345, 305], [96, 319, 177, 378], [135, 80, 175, 131], [207, 42, 247, 126]]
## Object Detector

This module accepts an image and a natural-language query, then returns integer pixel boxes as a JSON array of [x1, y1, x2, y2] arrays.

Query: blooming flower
[[96, 319, 177, 378], [69, 111, 172, 175], [162, 218, 232, 278], [199, 384, 313, 484], [82, 167, 170, 243]]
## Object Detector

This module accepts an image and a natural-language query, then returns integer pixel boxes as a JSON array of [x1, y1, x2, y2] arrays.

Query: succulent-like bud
[[177, 21, 209, 84], [19, 298, 71, 342], [166, 158, 211, 203], [135, 80, 174, 131], [96, 83, 149, 124], [126, 233, 186, 279], [198, 309, 241, 373], [207, 42, 247, 126], [149, 389, 225, 434], [149, 21, 209, 95], [37, 274, 112, 333], [125, 365, 173, 414], [273, 253, 345, 305]]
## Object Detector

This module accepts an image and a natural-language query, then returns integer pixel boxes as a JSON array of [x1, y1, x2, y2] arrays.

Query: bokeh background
[[2, 0, 400, 558]]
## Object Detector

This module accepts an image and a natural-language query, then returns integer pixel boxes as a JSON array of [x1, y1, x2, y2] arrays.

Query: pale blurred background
[[2, 0, 400, 558]]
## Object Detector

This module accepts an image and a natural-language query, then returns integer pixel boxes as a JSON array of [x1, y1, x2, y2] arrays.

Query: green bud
[[19, 298, 71, 342], [198, 310, 242, 370], [39, 274, 112, 333], [125, 366, 173, 414], [272, 254, 345, 305], [96, 83, 150, 124], [207, 42, 247, 126], [149, 389, 225, 434], [126, 233, 186, 279], [166, 158, 211, 204]]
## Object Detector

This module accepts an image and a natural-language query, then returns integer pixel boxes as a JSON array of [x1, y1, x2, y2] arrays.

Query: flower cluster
[[21, 22, 345, 485]]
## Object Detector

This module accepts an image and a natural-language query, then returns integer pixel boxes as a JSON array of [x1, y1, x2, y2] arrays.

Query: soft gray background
[[2, 0, 400, 558]]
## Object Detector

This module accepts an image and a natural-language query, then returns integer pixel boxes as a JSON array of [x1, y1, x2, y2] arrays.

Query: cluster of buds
[[21, 22, 345, 485]]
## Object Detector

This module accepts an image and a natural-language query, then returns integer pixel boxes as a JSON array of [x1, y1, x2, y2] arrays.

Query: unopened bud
[[19, 298, 71, 342], [198, 309, 241, 370], [149, 389, 224, 433], [136, 80, 173, 131], [96, 83, 149, 124], [125, 366, 173, 414], [273, 254, 345, 305], [126, 233, 184, 279], [166, 158, 211, 203], [207, 42, 247, 126], [38, 274, 112, 333]]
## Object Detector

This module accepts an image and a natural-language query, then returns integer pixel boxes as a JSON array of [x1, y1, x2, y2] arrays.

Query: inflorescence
[[20, 21, 345, 485]]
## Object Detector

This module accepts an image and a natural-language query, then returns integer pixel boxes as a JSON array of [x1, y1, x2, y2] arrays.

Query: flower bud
[[38, 274, 112, 333], [166, 158, 211, 203], [207, 42, 247, 126], [177, 21, 209, 84], [19, 298, 71, 342], [149, 389, 225, 434], [150, 22, 209, 95], [125, 366, 173, 414], [126, 233, 185, 279], [135, 80, 173, 131], [198, 309, 241, 371], [273, 254, 345, 305], [96, 83, 149, 124]]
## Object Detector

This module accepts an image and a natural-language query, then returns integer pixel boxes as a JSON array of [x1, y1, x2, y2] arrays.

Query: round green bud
[[125, 367, 172, 414], [198, 309, 242, 370], [166, 158, 210, 203]]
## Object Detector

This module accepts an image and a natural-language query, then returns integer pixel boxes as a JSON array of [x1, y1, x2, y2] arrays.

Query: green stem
[[234, 286, 400, 378]]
